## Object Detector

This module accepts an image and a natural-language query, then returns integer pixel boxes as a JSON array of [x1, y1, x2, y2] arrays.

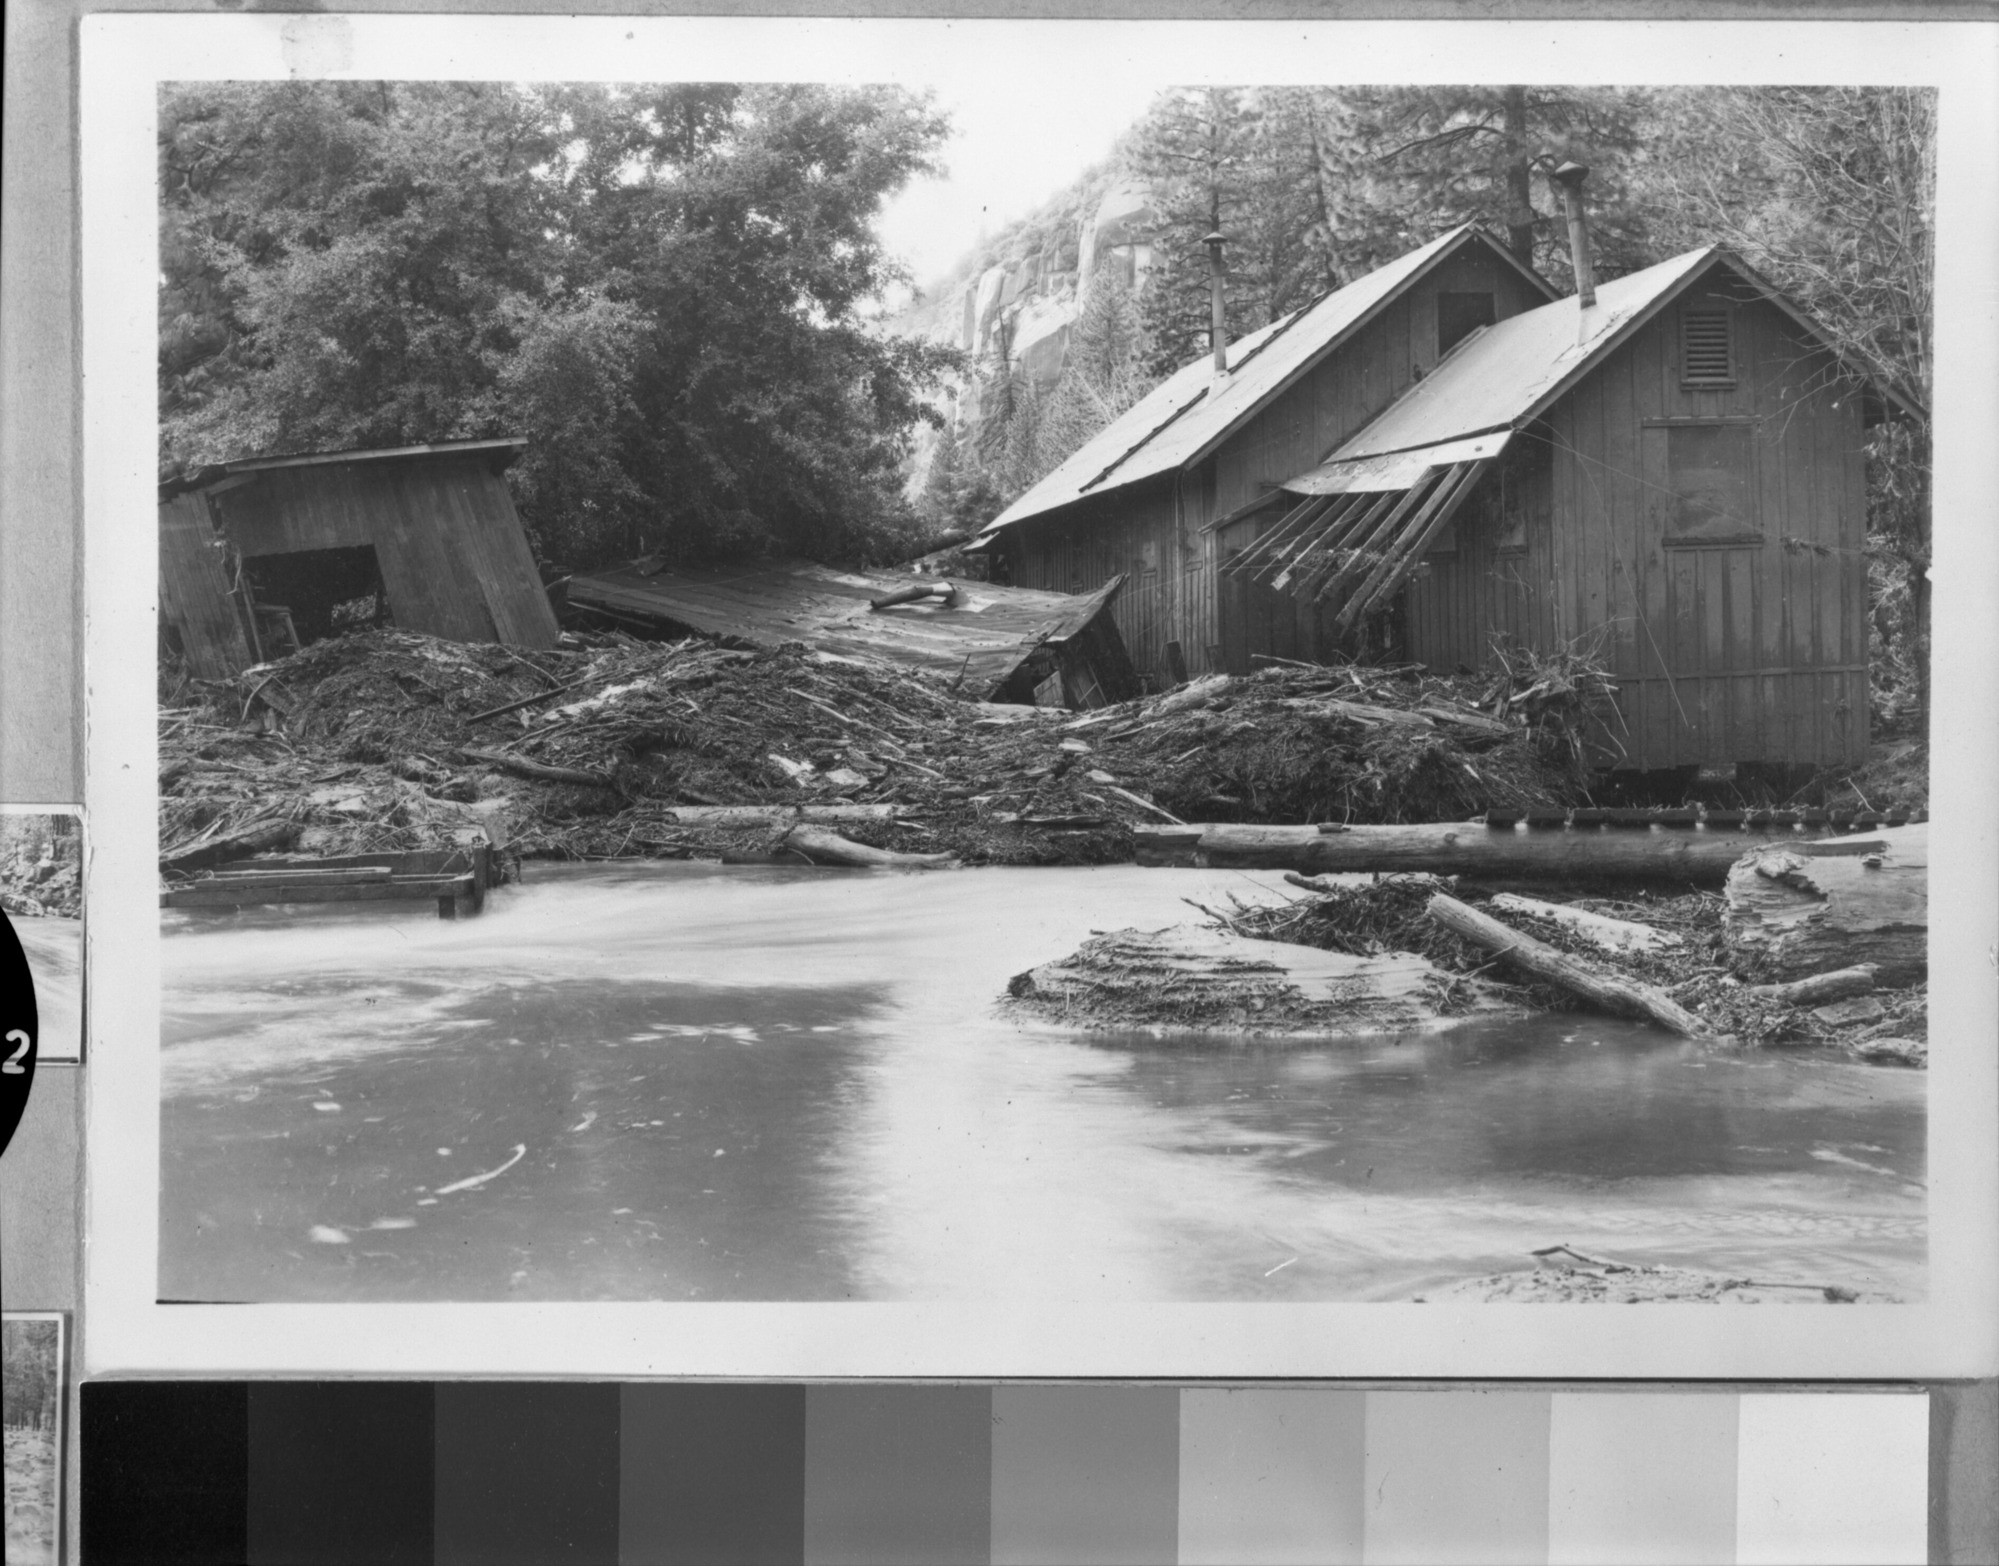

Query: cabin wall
[[1009, 246, 1550, 685], [1209, 248, 1551, 673], [999, 475, 1190, 685], [209, 458, 559, 651], [1541, 284, 1870, 768], [1404, 440, 1557, 672]]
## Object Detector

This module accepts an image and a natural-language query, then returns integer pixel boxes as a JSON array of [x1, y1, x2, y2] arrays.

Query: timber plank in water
[[160, 846, 495, 918], [1133, 821, 1890, 887], [1003, 925, 1523, 1038]]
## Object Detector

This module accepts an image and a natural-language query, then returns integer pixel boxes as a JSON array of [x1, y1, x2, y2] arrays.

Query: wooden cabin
[[158, 438, 560, 679], [566, 557, 1141, 709], [976, 230, 1915, 771], [1228, 248, 1917, 770], [970, 225, 1557, 684]]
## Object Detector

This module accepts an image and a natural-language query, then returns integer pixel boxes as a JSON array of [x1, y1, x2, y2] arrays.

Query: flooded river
[[159, 863, 1925, 1302]]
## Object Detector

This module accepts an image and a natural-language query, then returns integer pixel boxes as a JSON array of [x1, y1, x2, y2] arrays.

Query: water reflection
[[159, 863, 1925, 1302]]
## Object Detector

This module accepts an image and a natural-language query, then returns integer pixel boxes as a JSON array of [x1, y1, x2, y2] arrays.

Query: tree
[[159, 81, 958, 571], [1641, 87, 1935, 724], [1339, 85, 1656, 287]]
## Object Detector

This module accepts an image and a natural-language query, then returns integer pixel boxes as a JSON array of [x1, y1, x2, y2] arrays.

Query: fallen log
[[1136, 820, 1855, 886], [1148, 673, 1230, 717], [1488, 893, 1678, 954], [778, 824, 957, 870], [1426, 892, 1712, 1038], [869, 580, 960, 610], [1745, 965, 1879, 1006], [1723, 823, 1926, 985], [459, 748, 614, 788], [160, 816, 298, 874], [1003, 924, 1524, 1037], [660, 804, 898, 827]]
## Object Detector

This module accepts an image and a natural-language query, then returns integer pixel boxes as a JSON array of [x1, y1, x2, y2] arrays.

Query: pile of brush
[[158, 631, 1611, 870]]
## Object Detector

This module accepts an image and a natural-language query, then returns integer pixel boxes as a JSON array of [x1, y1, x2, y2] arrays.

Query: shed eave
[[159, 436, 531, 501]]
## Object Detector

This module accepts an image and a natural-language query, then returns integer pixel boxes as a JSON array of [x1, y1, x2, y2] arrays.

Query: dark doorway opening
[[242, 545, 393, 652]]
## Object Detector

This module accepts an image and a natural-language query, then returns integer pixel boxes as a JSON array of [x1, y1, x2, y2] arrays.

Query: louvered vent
[[1682, 309, 1734, 385]]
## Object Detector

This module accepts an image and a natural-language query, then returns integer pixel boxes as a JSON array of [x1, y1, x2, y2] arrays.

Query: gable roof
[[1289, 246, 1921, 487], [973, 225, 1555, 540]]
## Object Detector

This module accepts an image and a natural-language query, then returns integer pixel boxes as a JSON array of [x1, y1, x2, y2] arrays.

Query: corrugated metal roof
[[977, 225, 1551, 537], [1320, 248, 1722, 463]]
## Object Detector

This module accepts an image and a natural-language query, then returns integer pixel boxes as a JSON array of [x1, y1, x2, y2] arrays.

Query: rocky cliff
[[888, 163, 1164, 496]]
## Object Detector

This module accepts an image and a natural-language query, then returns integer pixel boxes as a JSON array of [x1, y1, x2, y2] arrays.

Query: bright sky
[[876, 77, 1166, 291]]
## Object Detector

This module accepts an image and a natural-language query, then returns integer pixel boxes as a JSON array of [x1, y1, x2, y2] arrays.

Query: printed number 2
[[2, 1030, 28, 1073]]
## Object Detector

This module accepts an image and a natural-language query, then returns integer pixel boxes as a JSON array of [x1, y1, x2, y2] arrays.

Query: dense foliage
[[161, 82, 958, 570]]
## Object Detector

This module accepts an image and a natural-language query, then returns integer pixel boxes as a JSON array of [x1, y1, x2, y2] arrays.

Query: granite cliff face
[[889, 171, 1163, 495]]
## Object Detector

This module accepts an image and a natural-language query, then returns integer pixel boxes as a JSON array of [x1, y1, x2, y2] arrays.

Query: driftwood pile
[[1200, 857, 1926, 1060], [158, 631, 1598, 872]]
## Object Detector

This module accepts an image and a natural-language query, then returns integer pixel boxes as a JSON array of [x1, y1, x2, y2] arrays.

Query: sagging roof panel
[[565, 558, 1139, 704], [977, 225, 1553, 538], [1280, 430, 1513, 496]]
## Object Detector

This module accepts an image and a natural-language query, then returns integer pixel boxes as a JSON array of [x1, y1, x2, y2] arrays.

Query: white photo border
[[83, 14, 1999, 1380]]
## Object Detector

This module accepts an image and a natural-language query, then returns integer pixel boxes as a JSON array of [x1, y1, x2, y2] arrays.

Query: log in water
[[1136, 820, 1889, 887]]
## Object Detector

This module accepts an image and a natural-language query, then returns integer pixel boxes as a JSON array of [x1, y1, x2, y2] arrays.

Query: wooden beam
[[162, 873, 475, 908], [1251, 492, 1364, 586], [1277, 486, 1405, 595], [1221, 494, 1334, 579], [1305, 466, 1450, 609], [1335, 459, 1490, 635]]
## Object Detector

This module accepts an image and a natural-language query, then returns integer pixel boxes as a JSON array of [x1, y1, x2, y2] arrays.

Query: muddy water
[[158, 863, 1925, 1302]]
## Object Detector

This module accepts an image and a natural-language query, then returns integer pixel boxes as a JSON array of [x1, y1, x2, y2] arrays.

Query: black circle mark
[[0, 906, 40, 1160]]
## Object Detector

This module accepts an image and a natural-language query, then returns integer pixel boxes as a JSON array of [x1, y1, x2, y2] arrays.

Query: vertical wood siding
[[1537, 285, 1869, 768], [158, 491, 253, 679]]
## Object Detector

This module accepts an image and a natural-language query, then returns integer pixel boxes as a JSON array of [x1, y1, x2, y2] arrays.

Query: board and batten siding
[[207, 456, 560, 651], [158, 489, 255, 679], [1534, 281, 1869, 769], [1008, 245, 1549, 685]]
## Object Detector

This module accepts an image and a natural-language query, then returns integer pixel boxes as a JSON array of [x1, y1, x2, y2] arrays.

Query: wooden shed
[[566, 557, 1141, 708], [970, 225, 1558, 683], [1237, 246, 1917, 769], [158, 438, 560, 680]]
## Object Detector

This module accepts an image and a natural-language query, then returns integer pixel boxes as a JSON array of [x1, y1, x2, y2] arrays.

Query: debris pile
[[159, 630, 1599, 871], [1203, 873, 1926, 1059]]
